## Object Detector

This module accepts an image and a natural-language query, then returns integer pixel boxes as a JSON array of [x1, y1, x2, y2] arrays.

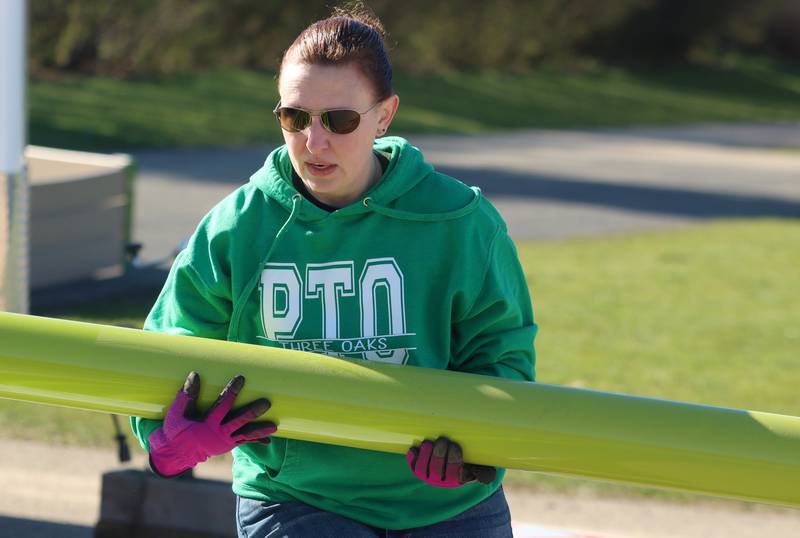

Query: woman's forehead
[[278, 62, 373, 109]]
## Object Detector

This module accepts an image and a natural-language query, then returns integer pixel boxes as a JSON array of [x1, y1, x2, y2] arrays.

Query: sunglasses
[[273, 100, 382, 135]]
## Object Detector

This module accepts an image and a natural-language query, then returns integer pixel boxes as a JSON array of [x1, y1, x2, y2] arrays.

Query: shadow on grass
[[631, 61, 800, 109], [29, 60, 800, 152]]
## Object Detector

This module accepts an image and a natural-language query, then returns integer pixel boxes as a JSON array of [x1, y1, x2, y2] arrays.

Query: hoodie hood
[[249, 136, 481, 222]]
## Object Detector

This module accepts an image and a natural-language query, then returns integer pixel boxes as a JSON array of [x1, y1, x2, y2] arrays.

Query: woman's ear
[[377, 94, 400, 136]]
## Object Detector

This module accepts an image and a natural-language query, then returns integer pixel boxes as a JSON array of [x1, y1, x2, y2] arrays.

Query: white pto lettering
[[305, 262, 355, 339], [260, 258, 411, 364], [360, 258, 408, 364], [260, 263, 303, 340]]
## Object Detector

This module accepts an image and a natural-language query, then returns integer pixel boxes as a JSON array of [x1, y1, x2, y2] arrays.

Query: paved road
[[130, 123, 800, 265]]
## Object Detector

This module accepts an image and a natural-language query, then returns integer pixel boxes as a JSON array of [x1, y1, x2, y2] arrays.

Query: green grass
[[505, 218, 800, 501], [2, 218, 798, 502], [513, 218, 800, 503], [524, 220, 800, 414], [29, 57, 800, 151]]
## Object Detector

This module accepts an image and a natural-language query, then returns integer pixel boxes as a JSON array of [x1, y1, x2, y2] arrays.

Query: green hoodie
[[131, 136, 536, 529]]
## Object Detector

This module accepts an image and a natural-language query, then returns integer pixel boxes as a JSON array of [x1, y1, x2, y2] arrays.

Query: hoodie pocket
[[272, 438, 410, 498], [269, 437, 299, 482], [233, 437, 291, 483]]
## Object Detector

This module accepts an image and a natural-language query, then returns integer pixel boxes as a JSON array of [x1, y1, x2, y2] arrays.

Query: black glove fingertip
[[253, 398, 271, 416], [183, 371, 200, 398], [229, 374, 245, 393]]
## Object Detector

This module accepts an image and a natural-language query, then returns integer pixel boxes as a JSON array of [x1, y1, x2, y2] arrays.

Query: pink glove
[[406, 436, 497, 488], [149, 372, 277, 477]]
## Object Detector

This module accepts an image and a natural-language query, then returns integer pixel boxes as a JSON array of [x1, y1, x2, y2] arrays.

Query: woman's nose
[[305, 117, 330, 152]]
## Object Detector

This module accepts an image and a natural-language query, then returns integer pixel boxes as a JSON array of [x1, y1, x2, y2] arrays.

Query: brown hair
[[279, 3, 393, 101]]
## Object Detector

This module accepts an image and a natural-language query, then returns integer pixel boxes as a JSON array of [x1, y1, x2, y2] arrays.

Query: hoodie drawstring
[[227, 194, 302, 341]]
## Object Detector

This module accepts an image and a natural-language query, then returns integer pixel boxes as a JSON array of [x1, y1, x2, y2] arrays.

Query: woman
[[131, 5, 536, 537]]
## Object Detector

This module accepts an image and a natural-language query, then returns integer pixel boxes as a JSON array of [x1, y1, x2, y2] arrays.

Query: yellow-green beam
[[1, 312, 799, 507]]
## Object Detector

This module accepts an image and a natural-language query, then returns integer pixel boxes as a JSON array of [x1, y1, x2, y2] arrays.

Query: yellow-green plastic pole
[[1, 312, 799, 507]]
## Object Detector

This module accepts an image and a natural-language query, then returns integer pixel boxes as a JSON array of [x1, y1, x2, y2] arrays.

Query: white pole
[[0, 0, 29, 313]]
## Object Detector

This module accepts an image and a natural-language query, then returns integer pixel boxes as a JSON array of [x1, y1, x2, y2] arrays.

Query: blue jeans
[[236, 487, 512, 537]]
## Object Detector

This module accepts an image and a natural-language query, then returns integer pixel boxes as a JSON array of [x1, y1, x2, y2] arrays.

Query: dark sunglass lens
[[324, 110, 361, 134], [278, 108, 310, 132]]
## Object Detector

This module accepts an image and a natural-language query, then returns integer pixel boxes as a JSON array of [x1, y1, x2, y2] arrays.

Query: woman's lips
[[306, 162, 337, 176]]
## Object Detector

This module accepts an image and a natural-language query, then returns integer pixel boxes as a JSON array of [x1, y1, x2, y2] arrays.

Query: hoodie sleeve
[[130, 221, 234, 452], [450, 228, 537, 382]]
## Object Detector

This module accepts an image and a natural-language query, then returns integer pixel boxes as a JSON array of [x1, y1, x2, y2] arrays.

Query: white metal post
[[0, 0, 29, 313]]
